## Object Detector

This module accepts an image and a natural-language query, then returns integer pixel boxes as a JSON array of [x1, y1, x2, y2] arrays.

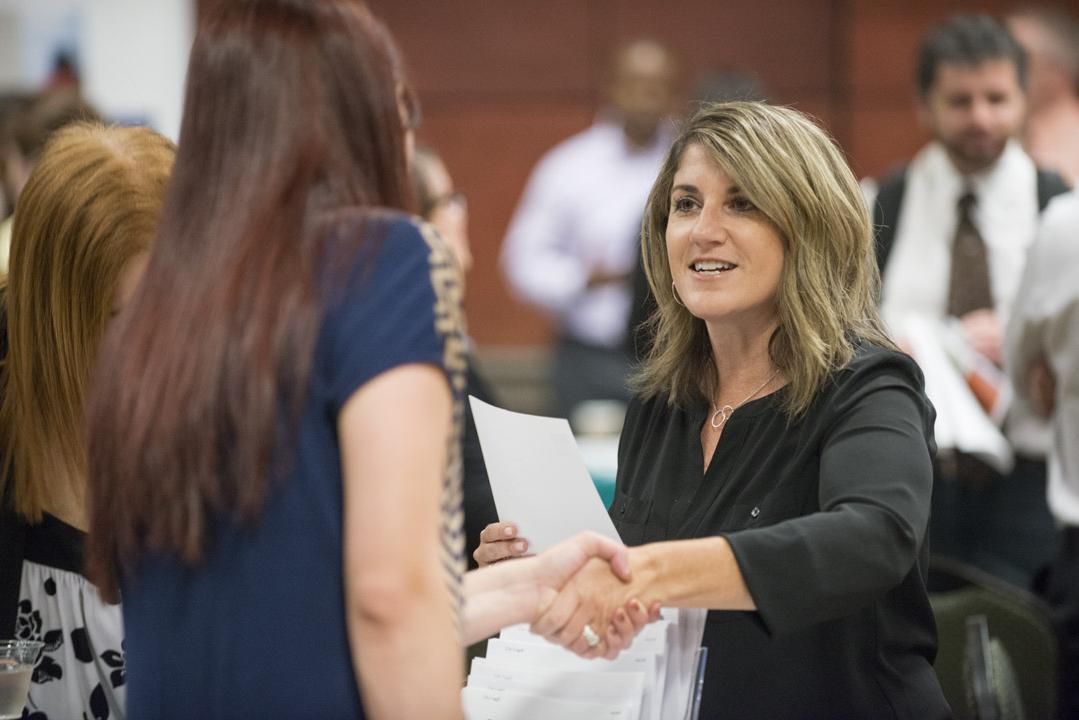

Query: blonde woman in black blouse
[[477, 102, 950, 719]]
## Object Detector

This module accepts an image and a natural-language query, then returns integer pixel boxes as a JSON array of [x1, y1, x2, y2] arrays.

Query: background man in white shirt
[[500, 39, 678, 419], [865, 14, 1068, 589], [1006, 190, 1079, 720], [1007, 6, 1079, 187]]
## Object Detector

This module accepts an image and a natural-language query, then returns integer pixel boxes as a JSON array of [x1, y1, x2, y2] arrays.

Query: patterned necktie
[[947, 192, 994, 317]]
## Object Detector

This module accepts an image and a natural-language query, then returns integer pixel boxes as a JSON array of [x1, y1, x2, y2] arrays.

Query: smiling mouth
[[691, 260, 737, 275]]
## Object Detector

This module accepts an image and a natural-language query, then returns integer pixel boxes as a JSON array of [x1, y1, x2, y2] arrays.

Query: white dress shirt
[[1006, 191, 1079, 526], [872, 140, 1041, 330], [500, 120, 671, 348], [866, 139, 1049, 455]]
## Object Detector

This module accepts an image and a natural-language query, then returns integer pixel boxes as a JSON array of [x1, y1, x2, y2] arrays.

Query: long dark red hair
[[86, 0, 413, 593]]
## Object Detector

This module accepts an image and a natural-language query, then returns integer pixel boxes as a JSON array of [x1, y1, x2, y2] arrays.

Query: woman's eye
[[729, 196, 756, 213], [672, 196, 698, 213]]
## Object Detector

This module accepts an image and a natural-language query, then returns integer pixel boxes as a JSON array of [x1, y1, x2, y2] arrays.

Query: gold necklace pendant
[[710, 404, 734, 430], [710, 369, 779, 432]]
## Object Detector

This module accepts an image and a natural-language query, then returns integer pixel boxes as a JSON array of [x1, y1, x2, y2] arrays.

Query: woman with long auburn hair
[[0, 121, 174, 720], [85, 2, 653, 717]]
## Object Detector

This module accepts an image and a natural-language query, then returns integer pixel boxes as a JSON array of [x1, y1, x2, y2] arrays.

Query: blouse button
[[750, 507, 760, 518]]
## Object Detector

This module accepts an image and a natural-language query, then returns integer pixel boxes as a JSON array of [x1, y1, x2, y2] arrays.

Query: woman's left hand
[[528, 534, 659, 659], [602, 598, 662, 660]]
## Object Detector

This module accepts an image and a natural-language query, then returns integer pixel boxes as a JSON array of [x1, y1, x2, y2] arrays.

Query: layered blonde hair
[[0, 123, 174, 521], [635, 102, 895, 415]]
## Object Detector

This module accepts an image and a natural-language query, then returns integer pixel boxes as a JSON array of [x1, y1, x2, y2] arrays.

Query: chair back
[[930, 556, 1055, 720], [964, 614, 1028, 720]]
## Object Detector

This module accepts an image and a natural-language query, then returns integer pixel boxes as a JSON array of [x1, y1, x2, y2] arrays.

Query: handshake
[[470, 522, 660, 659]]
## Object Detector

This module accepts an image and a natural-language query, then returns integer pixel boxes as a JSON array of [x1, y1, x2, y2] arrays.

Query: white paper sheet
[[467, 399, 710, 719], [462, 686, 633, 720], [485, 638, 663, 720], [499, 619, 671, 653], [496, 624, 669, 720], [468, 657, 645, 720], [469, 396, 621, 552]]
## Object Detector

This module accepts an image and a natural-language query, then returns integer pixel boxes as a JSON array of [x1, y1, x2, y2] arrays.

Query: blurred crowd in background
[[3, 1, 1079, 718]]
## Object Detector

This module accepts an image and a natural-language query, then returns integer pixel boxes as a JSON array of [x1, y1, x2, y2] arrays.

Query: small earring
[[671, 281, 684, 307]]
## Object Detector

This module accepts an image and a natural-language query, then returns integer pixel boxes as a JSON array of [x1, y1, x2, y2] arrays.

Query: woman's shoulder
[[330, 209, 442, 263], [819, 339, 934, 427], [626, 388, 675, 418], [622, 389, 685, 439], [316, 210, 465, 399], [787, 340, 936, 455], [836, 340, 924, 390], [378, 211, 440, 248], [322, 210, 456, 301]]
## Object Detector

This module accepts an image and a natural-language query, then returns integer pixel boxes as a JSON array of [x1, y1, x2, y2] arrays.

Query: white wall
[[0, 0, 80, 90], [0, 10, 23, 90], [0, 0, 194, 141]]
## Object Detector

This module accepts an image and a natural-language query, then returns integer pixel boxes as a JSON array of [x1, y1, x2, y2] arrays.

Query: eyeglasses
[[399, 85, 422, 132], [422, 190, 467, 219]]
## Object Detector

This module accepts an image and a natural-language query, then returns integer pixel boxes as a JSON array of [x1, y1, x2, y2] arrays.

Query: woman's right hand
[[526, 532, 657, 659], [474, 521, 531, 566]]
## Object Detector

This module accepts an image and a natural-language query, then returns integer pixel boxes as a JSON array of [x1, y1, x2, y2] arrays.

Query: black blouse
[[612, 343, 952, 720]]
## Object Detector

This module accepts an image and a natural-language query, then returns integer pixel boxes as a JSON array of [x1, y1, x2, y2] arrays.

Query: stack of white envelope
[[465, 397, 708, 719], [462, 608, 707, 720]]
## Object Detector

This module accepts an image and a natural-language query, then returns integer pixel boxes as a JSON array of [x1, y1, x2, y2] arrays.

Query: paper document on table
[[467, 398, 709, 720], [485, 638, 663, 720], [467, 657, 645, 720], [496, 618, 670, 720], [462, 686, 633, 719], [471, 614, 706, 720], [468, 396, 620, 553]]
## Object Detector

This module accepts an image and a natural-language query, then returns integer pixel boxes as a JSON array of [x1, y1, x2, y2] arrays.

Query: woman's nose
[[691, 205, 728, 245]]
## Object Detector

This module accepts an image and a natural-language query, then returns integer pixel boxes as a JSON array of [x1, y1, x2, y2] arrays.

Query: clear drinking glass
[[0, 640, 43, 720]]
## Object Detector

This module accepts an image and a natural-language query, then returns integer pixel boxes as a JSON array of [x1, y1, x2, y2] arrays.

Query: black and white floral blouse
[[14, 514, 125, 720]]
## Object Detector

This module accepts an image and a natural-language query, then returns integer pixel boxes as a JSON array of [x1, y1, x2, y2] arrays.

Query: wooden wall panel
[[844, 0, 1076, 178], [417, 105, 595, 344], [194, 0, 1079, 346], [368, 1, 595, 103], [848, 107, 929, 180], [605, 0, 838, 96], [369, 0, 839, 345]]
